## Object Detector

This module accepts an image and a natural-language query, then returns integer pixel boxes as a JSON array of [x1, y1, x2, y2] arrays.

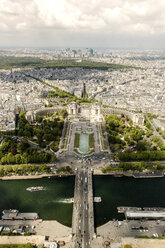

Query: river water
[[0, 177, 74, 226], [94, 176, 165, 226], [0, 176, 165, 227]]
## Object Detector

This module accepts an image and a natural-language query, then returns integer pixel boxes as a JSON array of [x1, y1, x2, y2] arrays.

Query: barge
[[117, 206, 165, 220], [2, 209, 39, 220], [26, 186, 44, 192]]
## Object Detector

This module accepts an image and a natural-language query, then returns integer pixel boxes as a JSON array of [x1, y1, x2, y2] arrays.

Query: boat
[[143, 207, 165, 211], [94, 197, 102, 203], [2, 209, 39, 220], [114, 174, 123, 177], [117, 206, 142, 213], [3, 209, 18, 215], [26, 186, 44, 192]]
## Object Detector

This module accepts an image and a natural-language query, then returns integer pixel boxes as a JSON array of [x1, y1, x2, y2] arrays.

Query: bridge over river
[[72, 166, 95, 248]]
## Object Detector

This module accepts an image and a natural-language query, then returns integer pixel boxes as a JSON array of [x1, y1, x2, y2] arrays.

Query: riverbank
[[1, 219, 165, 248], [93, 220, 165, 248], [122, 237, 165, 248], [93, 169, 165, 178], [0, 169, 164, 180], [0, 236, 45, 245], [0, 173, 75, 180], [35, 220, 72, 240], [0, 220, 73, 247]]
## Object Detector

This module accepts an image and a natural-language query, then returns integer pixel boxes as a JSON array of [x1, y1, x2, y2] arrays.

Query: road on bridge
[[72, 165, 94, 248]]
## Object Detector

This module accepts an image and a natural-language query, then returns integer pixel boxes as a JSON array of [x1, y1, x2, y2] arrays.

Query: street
[[73, 165, 94, 248]]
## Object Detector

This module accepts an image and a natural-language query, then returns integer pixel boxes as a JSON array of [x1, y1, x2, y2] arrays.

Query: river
[[0, 177, 74, 227], [0, 176, 165, 227], [94, 176, 165, 226]]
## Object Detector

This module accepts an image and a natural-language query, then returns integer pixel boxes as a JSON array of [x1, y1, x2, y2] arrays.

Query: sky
[[0, 0, 165, 49]]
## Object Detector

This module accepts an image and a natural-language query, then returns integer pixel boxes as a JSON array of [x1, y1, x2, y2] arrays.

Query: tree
[[39, 164, 48, 172], [6, 153, 15, 164], [36, 115, 43, 123], [124, 133, 130, 142], [17, 141, 29, 154], [10, 142, 17, 155], [15, 154, 22, 164], [4, 165, 13, 175], [0, 138, 12, 153], [13, 165, 19, 174], [60, 109, 68, 118], [136, 141, 147, 151], [124, 245, 132, 248], [146, 130, 153, 137], [0, 166, 4, 176], [130, 128, 143, 142], [19, 164, 26, 174], [156, 161, 161, 170], [22, 152, 28, 164], [24, 123, 33, 137]]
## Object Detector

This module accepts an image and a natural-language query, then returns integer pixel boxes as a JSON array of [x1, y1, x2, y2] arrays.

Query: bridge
[[72, 166, 95, 248]]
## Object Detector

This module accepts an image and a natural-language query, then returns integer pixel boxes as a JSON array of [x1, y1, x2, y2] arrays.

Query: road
[[73, 165, 93, 248], [145, 115, 165, 146]]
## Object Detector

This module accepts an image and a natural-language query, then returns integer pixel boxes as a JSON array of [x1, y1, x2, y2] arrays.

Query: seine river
[[0, 176, 165, 227], [0, 177, 74, 226]]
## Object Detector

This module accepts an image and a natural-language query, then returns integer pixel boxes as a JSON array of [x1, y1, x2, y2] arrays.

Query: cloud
[[0, 0, 165, 48]]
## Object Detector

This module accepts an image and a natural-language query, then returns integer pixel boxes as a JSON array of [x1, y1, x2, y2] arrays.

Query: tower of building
[[82, 82, 87, 98]]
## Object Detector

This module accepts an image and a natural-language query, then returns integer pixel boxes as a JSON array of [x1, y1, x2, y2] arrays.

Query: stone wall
[[102, 107, 144, 125], [25, 103, 144, 126], [26, 106, 66, 123]]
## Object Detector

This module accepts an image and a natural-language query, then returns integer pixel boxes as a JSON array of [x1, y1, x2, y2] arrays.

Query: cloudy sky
[[0, 0, 165, 48]]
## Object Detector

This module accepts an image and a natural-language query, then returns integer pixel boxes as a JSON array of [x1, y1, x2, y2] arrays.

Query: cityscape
[[1, 0, 165, 248]]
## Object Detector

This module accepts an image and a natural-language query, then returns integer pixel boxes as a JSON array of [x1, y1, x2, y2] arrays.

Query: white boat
[[94, 197, 102, 203], [26, 186, 44, 192]]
